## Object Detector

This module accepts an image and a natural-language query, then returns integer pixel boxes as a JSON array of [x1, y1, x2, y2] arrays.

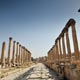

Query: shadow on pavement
[[14, 67, 34, 80], [46, 65, 64, 80], [14, 65, 64, 80]]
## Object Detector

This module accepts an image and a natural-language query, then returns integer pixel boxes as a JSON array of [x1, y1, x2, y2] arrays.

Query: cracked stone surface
[[0, 63, 61, 80]]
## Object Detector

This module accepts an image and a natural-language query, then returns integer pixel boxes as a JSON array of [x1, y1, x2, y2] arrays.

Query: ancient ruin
[[0, 19, 80, 80], [45, 19, 80, 80]]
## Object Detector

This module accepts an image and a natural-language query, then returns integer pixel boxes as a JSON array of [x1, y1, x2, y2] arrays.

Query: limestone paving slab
[[0, 63, 60, 80]]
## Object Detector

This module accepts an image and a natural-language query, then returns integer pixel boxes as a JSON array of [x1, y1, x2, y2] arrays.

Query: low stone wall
[[65, 64, 80, 80]]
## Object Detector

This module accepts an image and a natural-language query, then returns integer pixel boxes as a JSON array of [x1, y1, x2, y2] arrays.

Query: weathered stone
[[65, 29, 71, 60], [8, 37, 12, 67], [62, 33, 66, 60], [16, 42, 19, 65], [12, 41, 16, 66], [1, 42, 6, 68], [71, 24, 79, 60]]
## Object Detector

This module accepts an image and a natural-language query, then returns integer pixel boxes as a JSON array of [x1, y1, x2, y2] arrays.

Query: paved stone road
[[1, 63, 62, 80], [15, 63, 61, 80]]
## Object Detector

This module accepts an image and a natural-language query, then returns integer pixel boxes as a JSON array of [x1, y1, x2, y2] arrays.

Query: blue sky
[[0, 0, 80, 58]]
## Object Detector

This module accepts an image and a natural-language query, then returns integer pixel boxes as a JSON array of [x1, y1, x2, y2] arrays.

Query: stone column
[[29, 52, 31, 62], [16, 42, 19, 65], [24, 49, 26, 63], [8, 37, 12, 67], [53, 48, 55, 61], [55, 43, 57, 61], [65, 29, 71, 60], [24, 48, 27, 63], [51, 49, 53, 61], [71, 24, 79, 60], [55, 40, 59, 61], [25, 49, 27, 64], [48, 52, 49, 61], [19, 45, 21, 65], [62, 33, 66, 59], [49, 51, 51, 62], [28, 52, 29, 62], [54, 45, 56, 61], [59, 38, 62, 59], [20, 46, 22, 65], [21, 46, 23, 65], [22, 46, 25, 64], [1, 42, 6, 68], [12, 41, 16, 66], [51, 50, 53, 61], [26, 50, 28, 63], [22, 46, 24, 64], [52, 48, 54, 60], [28, 52, 31, 63]]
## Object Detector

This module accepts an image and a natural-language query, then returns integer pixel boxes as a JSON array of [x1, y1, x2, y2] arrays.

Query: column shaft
[[8, 37, 12, 66], [1, 42, 6, 68], [66, 29, 71, 60], [24, 48, 26, 63], [16, 42, 19, 65], [71, 24, 79, 60], [23, 47, 25, 63], [59, 39, 62, 59], [21, 47, 23, 64], [26, 51, 28, 63], [19, 45, 21, 65], [55, 41, 59, 61], [12, 41, 16, 65], [62, 34, 66, 59]]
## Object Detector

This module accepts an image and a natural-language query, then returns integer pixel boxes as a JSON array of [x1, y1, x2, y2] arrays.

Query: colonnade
[[46, 19, 80, 80], [47, 19, 79, 63], [0, 37, 31, 68]]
